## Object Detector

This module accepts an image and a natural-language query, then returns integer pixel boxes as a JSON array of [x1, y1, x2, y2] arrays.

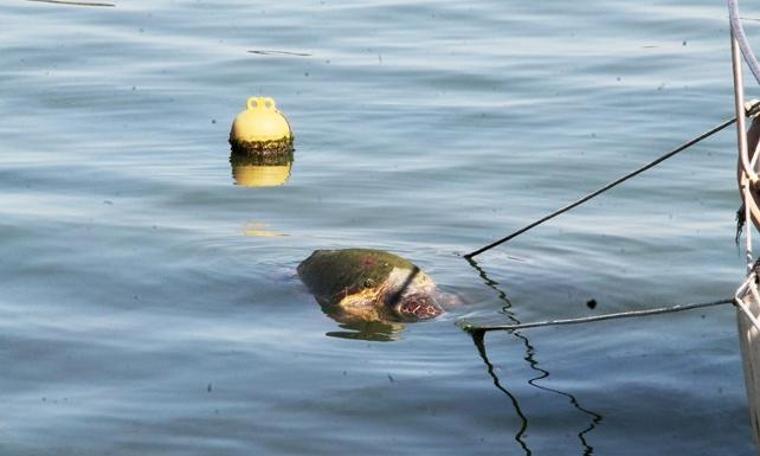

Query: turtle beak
[[393, 293, 443, 321]]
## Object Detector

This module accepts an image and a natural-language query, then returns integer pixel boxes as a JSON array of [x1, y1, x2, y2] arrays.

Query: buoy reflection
[[230, 150, 293, 187]]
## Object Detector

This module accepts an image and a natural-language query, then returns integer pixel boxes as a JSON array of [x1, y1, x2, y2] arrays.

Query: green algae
[[229, 148, 294, 167], [229, 135, 294, 157]]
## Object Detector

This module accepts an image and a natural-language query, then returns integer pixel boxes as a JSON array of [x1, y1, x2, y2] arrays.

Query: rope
[[729, 0, 760, 85], [463, 117, 738, 258], [465, 102, 760, 260], [459, 298, 733, 333], [463, 4, 759, 260]]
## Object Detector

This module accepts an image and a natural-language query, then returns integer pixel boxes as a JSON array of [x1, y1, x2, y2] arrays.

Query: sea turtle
[[298, 249, 451, 327]]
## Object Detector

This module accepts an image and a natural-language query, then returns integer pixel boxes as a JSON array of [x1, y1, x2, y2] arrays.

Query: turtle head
[[390, 292, 443, 322]]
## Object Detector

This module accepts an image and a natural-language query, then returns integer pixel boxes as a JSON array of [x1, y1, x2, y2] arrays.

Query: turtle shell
[[297, 249, 443, 322]]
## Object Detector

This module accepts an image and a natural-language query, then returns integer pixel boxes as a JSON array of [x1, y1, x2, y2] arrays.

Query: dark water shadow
[[466, 258, 602, 455]]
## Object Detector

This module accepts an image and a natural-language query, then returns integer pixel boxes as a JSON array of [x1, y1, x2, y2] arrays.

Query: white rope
[[460, 299, 734, 333], [728, 0, 760, 85], [735, 274, 760, 332]]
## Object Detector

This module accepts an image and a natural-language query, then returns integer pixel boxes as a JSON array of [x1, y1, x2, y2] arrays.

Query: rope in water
[[459, 298, 734, 333], [464, 104, 760, 260]]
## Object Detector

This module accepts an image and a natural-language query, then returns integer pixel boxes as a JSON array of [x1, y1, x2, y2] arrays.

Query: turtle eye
[[363, 278, 375, 288]]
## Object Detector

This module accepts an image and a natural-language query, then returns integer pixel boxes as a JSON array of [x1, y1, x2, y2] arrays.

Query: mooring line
[[464, 104, 760, 259], [459, 298, 733, 333]]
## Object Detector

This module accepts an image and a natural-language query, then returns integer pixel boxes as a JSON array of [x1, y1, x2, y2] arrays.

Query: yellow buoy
[[230, 151, 293, 187], [229, 97, 294, 156]]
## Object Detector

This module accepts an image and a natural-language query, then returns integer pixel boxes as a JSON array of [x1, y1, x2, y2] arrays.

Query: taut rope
[[465, 104, 760, 259]]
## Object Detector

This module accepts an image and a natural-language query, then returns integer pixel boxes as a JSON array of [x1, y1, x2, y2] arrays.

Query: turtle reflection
[[298, 249, 455, 341], [326, 321, 405, 342], [229, 150, 293, 187]]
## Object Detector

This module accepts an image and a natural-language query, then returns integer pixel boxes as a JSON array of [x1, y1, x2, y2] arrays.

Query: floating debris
[[248, 50, 312, 57], [26, 0, 115, 7]]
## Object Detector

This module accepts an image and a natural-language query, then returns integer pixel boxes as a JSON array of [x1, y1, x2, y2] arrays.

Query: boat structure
[[730, 0, 760, 450]]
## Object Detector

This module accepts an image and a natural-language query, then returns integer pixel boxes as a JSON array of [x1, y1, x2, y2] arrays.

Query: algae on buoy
[[229, 150, 293, 187], [229, 97, 293, 156]]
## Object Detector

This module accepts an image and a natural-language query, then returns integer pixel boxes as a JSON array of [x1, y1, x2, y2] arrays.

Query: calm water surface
[[0, 0, 756, 454]]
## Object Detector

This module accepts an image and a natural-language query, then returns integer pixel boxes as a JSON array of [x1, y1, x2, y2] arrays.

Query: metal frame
[[731, 0, 760, 325], [729, 3, 760, 451]]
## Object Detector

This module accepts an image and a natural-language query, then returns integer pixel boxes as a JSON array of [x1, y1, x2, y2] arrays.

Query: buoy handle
[[247, 97, 277, 110]]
